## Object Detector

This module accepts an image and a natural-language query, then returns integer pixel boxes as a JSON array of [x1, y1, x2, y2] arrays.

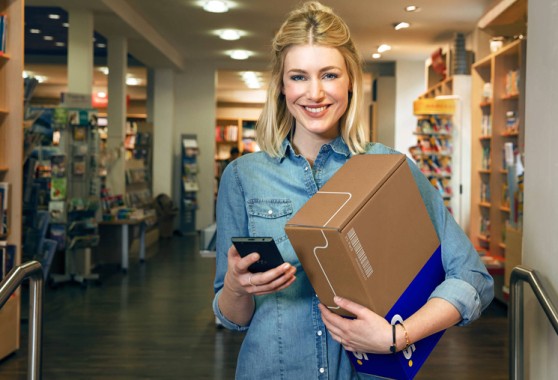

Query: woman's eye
[[323, 73, 338, 80], [290, 75, 305, 81]]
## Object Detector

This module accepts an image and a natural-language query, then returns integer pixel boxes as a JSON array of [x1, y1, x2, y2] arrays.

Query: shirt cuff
[[429, 278, 483, 326], [213, 288, 251, 332]]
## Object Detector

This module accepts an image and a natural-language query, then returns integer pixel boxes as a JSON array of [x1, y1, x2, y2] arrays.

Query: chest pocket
[[247, 199, 293, 243]]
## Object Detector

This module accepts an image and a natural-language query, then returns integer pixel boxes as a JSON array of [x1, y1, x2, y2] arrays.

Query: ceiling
[[24, 0, 500, 103]]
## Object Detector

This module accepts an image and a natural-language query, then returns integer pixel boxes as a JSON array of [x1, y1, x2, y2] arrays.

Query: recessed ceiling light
[[203, 1, 229, 13], [55, 42, 65, 47], [30, 28, 41, 34], [372, 53, 381, 59], [229, 50, 251, 60], [126, 77, 141, 86], [43, 35, 54, 41], [96, 43, 107, 48], [217, 29, 242, 41], [48, 14, 60, 20], [394, 22, 410, 30], [405, 5, 420, 12], [98, 67, 109, 75], [377, 44, 392, 53], [62, 22, 69, 28]]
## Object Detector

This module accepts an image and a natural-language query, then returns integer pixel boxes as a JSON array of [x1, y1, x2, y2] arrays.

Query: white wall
[[394, 60, 425, 156], [523, 0, 558, 378], [174, 64, 216, 231], [375, 76, 395, 146]]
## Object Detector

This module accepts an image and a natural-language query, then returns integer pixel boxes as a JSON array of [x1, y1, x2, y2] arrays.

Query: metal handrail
[[510, 265, 558, 380], [0, 260, 44, 380]]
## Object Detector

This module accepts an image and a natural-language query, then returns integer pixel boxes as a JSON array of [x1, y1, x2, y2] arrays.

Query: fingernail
[[334, 296, 343, 303], [282, 263, 291, 270]]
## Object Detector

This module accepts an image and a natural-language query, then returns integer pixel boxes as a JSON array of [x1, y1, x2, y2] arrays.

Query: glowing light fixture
[[405, 5, 420, 12], [229, 50, 251, 60], [203, 1, 229, 13], [394, 22, 410, 30], [48, 14, 60, 19], [55, 42, 65, 47], [377, 44, 392, 53], [126, 77, 142, 86], [240, 71, 262, 89], [30, 28, 41, 34], [218, 29, 241, 41], [372, 53, 381, 59], [43, 35, 54, 41]]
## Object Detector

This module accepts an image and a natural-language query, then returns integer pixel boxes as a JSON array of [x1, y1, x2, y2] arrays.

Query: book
[[50, 154, 66, 178], [0, 14, 7, 55], [0, 242, 16, 281], [50, 177, 67, 200], [48, 200, 66, 223], [0, 182, 9, 235]]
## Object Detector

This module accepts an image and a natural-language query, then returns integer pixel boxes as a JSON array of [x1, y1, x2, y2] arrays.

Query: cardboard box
[[285, 154, 445, 379]]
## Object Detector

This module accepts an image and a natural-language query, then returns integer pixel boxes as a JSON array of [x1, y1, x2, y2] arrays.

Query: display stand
[[180, 134, 199, 234], [49, 108, 102, 287]]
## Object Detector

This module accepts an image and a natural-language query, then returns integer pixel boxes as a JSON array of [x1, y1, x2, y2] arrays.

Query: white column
[[174, 64, 216, 230], [375, 76, 396, 147], [524, 0, 558, 378], [67, 9, 93, 100], [152, 68, 175, 198], [394, 60, 425, 156], [106, 35, 128, 196]]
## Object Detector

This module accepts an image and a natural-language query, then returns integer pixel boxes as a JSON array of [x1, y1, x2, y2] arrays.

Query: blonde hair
[[256, 1, 367, 156]]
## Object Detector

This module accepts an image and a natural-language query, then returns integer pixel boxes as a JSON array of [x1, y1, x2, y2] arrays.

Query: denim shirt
[[213, 137, 494, 380]]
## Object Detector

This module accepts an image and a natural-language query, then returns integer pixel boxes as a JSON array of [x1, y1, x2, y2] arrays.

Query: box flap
[[286, 155, 406, 229]]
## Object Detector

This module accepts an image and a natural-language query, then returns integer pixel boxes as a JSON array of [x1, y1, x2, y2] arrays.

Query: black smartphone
[[231, 237, 285, 273]]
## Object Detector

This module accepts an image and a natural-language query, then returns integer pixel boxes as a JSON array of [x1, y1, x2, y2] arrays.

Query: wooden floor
[[0, 234, 508, 379]]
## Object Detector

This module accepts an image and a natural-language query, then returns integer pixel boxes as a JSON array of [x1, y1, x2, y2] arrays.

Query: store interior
[[3, 0, 558, 378]]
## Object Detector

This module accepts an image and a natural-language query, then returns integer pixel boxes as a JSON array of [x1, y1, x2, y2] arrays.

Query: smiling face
[[282, 44, 351, 143]]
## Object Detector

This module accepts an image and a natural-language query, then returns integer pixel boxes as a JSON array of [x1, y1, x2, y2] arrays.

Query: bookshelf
[[469, 39, 526, 296], [0, 0, 24, 360], [180, 134, 199, 234]]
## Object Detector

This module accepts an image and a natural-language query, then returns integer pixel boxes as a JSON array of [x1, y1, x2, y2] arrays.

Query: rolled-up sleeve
[[407, 157, 494, 326]]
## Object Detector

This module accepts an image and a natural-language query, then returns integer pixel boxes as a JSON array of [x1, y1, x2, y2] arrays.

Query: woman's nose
[[307, 80, 324, 101]]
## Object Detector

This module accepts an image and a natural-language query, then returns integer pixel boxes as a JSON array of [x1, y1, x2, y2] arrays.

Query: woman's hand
[[224, 244, 297, 297], [318, 296, 392, 354]]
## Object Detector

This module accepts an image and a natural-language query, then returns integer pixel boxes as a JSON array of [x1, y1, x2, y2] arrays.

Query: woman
[[213, 2, 494, 379]]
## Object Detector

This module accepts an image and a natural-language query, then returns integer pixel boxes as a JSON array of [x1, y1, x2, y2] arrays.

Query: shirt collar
[[276, 135, 351, 163]]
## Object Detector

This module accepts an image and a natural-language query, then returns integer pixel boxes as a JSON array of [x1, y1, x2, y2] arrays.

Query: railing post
[[0, 261, 44, 380], [510, 266, 525, 380]]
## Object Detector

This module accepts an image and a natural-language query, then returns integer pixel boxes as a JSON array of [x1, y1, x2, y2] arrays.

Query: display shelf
[[180, 134, 199, 234], [0, 0, 24, 360], [412, 85, 465, 224], [469, 39, 526, 289], [413, 75, 472, 230]]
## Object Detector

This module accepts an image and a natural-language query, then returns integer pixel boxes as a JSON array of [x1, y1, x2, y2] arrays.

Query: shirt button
[[268, 210, 273, 215], [305, 166, 309, 171], [317, 330, 323, 336], [319, 368, 325, 374]]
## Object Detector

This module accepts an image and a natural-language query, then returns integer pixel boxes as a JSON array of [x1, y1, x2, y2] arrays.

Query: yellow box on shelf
[[413, 98, 456, 115]]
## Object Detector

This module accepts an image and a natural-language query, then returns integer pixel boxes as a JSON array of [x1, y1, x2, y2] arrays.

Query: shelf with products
[[0, 0, 24, 361], [411, 97, 458, 212], [413, 74, 472, 231], [470, 38, 526, 292], [214, 118, 258, 195], [180, 134, 199, 234]]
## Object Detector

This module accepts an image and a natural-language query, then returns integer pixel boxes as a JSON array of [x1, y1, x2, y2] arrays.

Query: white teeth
[[304, 106, 326, 113]]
